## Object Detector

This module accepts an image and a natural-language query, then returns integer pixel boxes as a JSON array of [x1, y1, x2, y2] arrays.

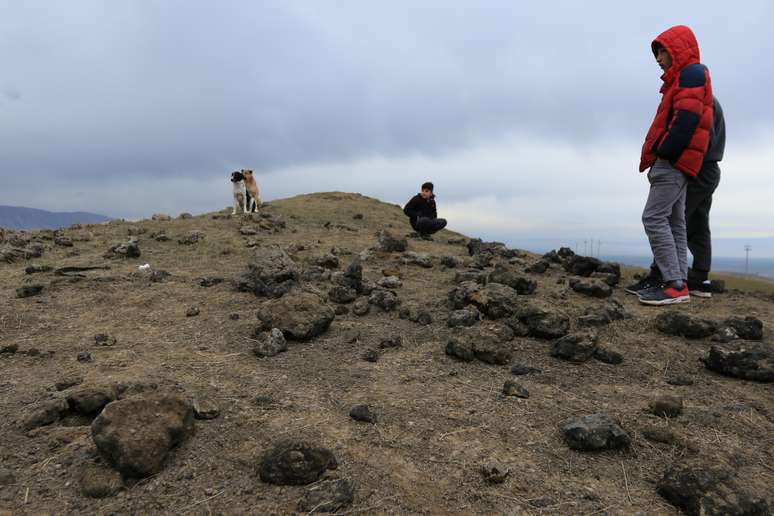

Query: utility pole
[[583, 240, 587, 255], [745, 245, 752, 275], [597, 240, 601, 258]]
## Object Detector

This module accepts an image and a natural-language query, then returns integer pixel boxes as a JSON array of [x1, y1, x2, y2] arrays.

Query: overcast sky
[[2, 1, 773, 255]]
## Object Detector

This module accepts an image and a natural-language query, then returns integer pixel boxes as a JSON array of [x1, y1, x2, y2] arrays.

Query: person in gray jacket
[[627, 96, 726, 298]]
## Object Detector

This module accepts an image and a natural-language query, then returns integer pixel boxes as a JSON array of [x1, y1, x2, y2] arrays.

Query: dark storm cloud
[[0, 1, 772, 197]]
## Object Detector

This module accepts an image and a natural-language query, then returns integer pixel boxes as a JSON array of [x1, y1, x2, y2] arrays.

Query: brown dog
[[241, 169, 261, 212]]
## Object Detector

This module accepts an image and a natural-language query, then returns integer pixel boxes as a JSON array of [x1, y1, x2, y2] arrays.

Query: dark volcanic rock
[[66, 385, 117, 415], [349, 405, 377, 423], [564, 255, 602, 277], [398, 305, 432, 325], [20, 398, 69, 430], [510, 363, 540, 375], [569, 278, 612, 298], [368, 288, 399, 312], [377, 276, 402, 289], [401, 251, 433, 268], [177, 230, 204, 245], [578, 301, 628, 327], [667, 375, 695, 386], [468, 282, 522, 319], [448, 281, 482, 309], [362, 350, 379, 362], [91, 394, 195, 478], [192, 398, 220, 420], [657, 464, 770, 516], [446, 327, 512, 365], [328, 286, 357, 304], [649, 395, 683, 418], [185, 306, 200, 317], [447, 308, 479, 328], [502, 381, 530, 398], [481, 462, 511, 484], [259, 440, 337, 485], [234, 246, 299, 298], [551, 334, 598, 363], [16, 284, 44, 298], [593, 347, 624, 365], [702, 342, 774, 383], [514, 307, 571, 340], [0, 343, 19, 354], [526, 260, 550, 274], [104, 240, 141, 259], [440, 256, 460, 268], [352, 298, 370, 316], [253, 328, 288, 357], [198, 276, 224, 287], [445, 336, 475, 362], [656, 312, 717, 339], [379, 336, 402, 349], [467, 239, 519, 258], [723, 316, 763, 340], [453, 269, 487, 284], [561, 413, 630, 451], [297, 479, 356, 513], [25, 264, 53, 274], [375, 230, 407, 253], [256, 293, 335, 341], [313, 253, 339, 269], [488, 264, 537, 294]]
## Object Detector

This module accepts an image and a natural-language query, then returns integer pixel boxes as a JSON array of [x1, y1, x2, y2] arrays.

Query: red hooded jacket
[[639, 25, 714, 177]]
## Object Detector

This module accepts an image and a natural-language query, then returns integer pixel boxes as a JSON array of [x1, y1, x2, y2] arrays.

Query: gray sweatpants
[[642, 159, 688, 282]]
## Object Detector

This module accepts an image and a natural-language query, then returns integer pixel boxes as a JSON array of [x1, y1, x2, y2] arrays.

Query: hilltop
[[0, 192, 772, 515], [0, 205, 111, 231]]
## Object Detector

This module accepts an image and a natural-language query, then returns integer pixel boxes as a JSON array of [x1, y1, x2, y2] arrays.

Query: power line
[[744, 245, 752, 275]]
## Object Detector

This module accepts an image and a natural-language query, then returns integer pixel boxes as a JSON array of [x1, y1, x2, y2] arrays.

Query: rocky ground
[[1, 192, 772, 515]]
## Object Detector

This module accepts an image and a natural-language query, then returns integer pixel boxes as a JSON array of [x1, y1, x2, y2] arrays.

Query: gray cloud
[[1, 1, 773, 230]]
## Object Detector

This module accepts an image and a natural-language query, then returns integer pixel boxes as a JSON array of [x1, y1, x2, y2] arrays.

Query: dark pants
[[413, 217, 447, 235], [650, 161, 721, 282]]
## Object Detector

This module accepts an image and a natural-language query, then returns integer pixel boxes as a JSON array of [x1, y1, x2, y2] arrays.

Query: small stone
[[229, 313, 240, 320], [502, 381, 530, 398], [667, 375, 694, 386], [569, 278, 612, 298], [650, 396, 683, 418], [447, 309, 479, 328], [510, 364, 540, 375], [0, 344, 19, 354], [377, 276, 402, 289], [440, 256, 459, 268], [369, 288, 399, 311], [363, 350, 379, 363], [328, 286, 357, 304], [55, 376, 83, 391], [379, 336, 402, 349], [79, 464, 122, 498], [297, 479, 355, 513], [240, 225, 258, 235], [349, 405, 377, 423], [593, 347, 623, 365], [381, 266, 401, 277], [199, 277, 224, 287], [151, 213, 171, 221], [77, 351, 93, 362], [192, 399, 220, 420], [561, 413, 630, 451], [16, 285, 44, 298], [550, 334, 598, 363], [375, 230, 407, 253], [20, 398, 69, 430], [334, 305, 349, 315], [94, 334, 117, 347], [656, 312, 717, 339], [642, 428, 676, 445], [253, 328, 288, 358], [481, 461, 510, 484], [352, 298, 370, 316], [0, 470, 16, 486], [259, 440, 337, 485], [186, 306, 200, 317], [723, 316, 763, 340]]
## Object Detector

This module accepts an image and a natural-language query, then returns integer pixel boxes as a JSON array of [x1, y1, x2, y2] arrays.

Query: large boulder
[[560, 413, 630, 451], [234, 246, 299, 298], [723, 316, 763, 340], [488, 264, 537, 294], [551, 334, 599, 363], [445, 326, 513, 365], [375, 230, 407, 253], [259, 440, 337, 485], [702, 342, 774, 383], [468, 283, 522, 319], [516, 306, 571, 340], [656, 312, 717, 339], [578, 301, 628, 327], [569, 278, 612, 298], [256, 293, 335, 340], [91, 394, 195, 478], [657, 464, 770, 516]]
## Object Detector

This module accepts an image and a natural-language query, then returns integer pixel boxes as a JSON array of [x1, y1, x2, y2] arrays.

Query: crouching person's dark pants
[[414, 217, 447, 235]]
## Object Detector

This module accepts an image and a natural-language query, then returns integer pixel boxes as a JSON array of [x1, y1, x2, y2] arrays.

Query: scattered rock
[[526, 260, 550, 274], [91, 394, 195, 478], [349, 405, 377, 423], [368, 288, 399, 312], [592, 347, 623, 365], [192, 398, 220, 420], [481, 461, 511, 484], [510, 363, 540, 375], [488, 264, 537, 294], [259, 440, 337, 485], [711, 326, 740, 343], [256, 293, 335, 340], [77, 351, 92, 362], [667, 375, 695, 386], [185, 306, 200, 317], [328, 286, 357, 304], [656, 312, 717, 339], [578, 301, 628, 327], [649, 396, 683, 418], [55, 376, 83, 391], [240, 225, 258, 236], [398, 305, 432, 325], [446, 326, 513, 365], [177, 230, 204, 245], [313, 254, 339, 269], [550, 334, 598, 363], [702, 342, 774, 383], [560, 413, 630, 451], [16, 284, 44, 298], [440, 256, 459, 268], [233, 246, 300, 298], [377, 276, 402, 289], [379, 336, 402, 349], [502, 381, 530, 398], [453, 269, 487, 284], [522, 310, 571, 340], [352, 213, 364, 220], [362, 350, 379, 362], [447, 308, 479, 328], [25, 264, 53, 274], [0, 470, 16, 486], [20, 398, 69, 430], [253, 328, 288, 357], [468, 283, 522, 319], [445, 336, 475, 362], [0, 343, 19, 354], [79, 464, 123, 498], [104, 239, 141, 259], [151, 213, 172, 221], [67, 385, 117, 416], [179, 212, 193, 219], [198, 277, 224, 287], [297, 478, 356, 513], [54, 235, 74, 247], [334, 305, 349, 315], [352, 298, 370, 316], [657, 464, 770, 516], [401, 251, 433, 268], [127, 226, 147, 236], [723, 316, 763, 340], [375, 230, 407, 253], [569, 278, 613, 298]]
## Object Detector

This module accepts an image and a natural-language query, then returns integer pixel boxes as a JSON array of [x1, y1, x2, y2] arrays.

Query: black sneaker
[[625, 276, 661, 295], [688, 278, 712, 298]]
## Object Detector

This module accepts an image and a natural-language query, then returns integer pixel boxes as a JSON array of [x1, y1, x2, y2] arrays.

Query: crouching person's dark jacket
[[403, 194, 437, 231]]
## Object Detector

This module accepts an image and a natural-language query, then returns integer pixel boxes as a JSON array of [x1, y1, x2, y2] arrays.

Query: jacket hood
[[652, 25, 701, 86]]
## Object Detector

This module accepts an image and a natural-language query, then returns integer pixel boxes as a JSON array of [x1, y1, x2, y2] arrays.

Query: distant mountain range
[[0, 205, 111, 230]]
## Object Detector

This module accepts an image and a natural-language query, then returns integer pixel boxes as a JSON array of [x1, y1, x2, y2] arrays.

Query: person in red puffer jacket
[[636, 25, 714, 306]]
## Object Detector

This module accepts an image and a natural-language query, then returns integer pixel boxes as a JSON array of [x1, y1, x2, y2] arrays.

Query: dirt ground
[[1, 192, 772, 515]]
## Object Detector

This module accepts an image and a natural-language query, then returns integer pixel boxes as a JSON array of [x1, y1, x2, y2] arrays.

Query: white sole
[[639, 295, 691, 306], [691, 291, 712, 298]]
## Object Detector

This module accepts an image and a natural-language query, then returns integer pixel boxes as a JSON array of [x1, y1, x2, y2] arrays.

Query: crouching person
[[403, 182, 447, 238]]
